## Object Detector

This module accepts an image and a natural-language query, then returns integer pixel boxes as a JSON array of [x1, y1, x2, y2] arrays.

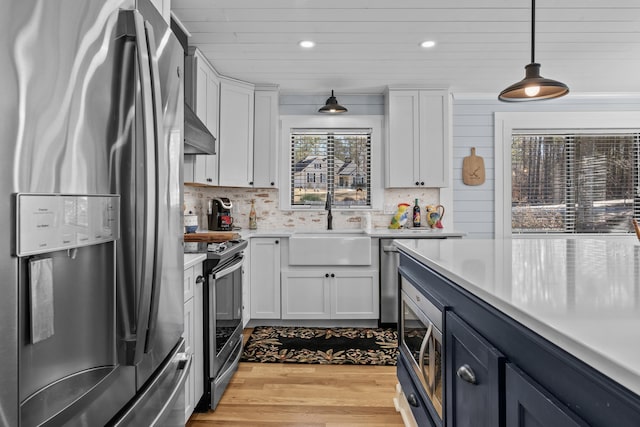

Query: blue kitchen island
[[395, 237, 640, 427]]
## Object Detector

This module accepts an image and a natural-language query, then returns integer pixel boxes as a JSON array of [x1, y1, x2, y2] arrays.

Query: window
[[511, 132, 640, 233], [290, 128, 372, 208]]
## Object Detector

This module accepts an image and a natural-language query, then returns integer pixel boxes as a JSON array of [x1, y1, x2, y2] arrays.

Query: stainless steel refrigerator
[[0, 0, 188, 425]]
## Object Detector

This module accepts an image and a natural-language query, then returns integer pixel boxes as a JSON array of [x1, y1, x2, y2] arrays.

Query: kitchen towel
[[29, 257, 55, 344]]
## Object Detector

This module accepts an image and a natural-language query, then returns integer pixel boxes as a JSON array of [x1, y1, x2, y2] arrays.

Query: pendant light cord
[[531, 0, 535, 64]]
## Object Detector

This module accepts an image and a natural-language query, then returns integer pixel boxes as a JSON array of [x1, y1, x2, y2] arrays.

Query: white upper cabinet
[[385, 88, 450, 188], [218, 78, 255, 187], [149, 0, 170, 22], [184, 47, 220, 186], [252, 85, 279, 188], [185, 47, 220, 140]]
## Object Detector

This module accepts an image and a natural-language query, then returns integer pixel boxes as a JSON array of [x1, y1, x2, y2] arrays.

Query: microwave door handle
[[142, 19, 165, 354], [428, 334, 436, 395], [125, 9, 156, 366], [418, 322, 433, 389]]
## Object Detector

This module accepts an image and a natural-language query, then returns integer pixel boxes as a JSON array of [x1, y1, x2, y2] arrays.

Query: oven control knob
[[456, 364, 477, 384], [407, 393, 419, 407]]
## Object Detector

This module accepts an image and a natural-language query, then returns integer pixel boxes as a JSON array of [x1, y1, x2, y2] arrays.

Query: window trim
[[280, 115, 384, 211], [494, 112, 640, 238]]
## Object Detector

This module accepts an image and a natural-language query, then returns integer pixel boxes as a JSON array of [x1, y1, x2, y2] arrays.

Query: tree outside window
[[511, 133, 639, 233]]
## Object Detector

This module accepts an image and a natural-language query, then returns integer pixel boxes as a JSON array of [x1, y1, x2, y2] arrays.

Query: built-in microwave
[[399, 275, 445, 426]]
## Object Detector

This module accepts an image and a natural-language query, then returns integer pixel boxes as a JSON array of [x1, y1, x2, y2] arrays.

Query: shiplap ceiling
[[171, 0, 640, 96]]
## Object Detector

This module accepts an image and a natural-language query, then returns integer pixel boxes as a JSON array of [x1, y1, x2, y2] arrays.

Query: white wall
[[452, 95, 640, 238]]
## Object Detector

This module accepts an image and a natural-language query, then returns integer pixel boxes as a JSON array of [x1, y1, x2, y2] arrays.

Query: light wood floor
[[186, 329, 404, 427]]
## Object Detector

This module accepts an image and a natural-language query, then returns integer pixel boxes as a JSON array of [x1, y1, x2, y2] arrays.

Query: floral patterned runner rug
[[240, 326, 398, 365]]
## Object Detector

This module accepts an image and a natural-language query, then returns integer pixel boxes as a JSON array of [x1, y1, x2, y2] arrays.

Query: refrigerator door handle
[[142, 18, 165, 354], [127, 9, 157, 366]]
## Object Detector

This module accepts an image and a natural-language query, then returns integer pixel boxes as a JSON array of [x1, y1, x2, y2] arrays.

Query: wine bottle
[[412, 198, 421, 228], [249, 199, 257, 230]]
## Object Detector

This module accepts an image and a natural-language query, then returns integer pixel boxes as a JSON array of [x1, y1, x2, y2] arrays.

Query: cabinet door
[[187, 48, 219, 140], [331, 270, 379, 319], [183, 297, 195, 422], [219, 79, 255, 187], [253, 88, 279, 188], [192, 263, 204, 404], [241, 241, 251, 327], [418, 91, 448, 187], [446, 311, 503, 427], [387, 90, 420, 187], [184, 264, 194, 302], [205, 70, 220, 140], [281, 271, 331, 319], [250, 238, 281, 319], [505, 363, 588, 427], [193, 155, 218, 186]]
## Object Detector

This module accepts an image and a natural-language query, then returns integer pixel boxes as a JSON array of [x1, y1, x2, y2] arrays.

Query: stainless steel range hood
[[184, 104, 216, 155]]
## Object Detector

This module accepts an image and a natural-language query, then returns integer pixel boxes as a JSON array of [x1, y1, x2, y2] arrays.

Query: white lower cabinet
[[250, 238, 281, 319], [183, 261, 204, 423], [281, 269, 379, 320], [183, 297, 194, 421], [281, 272, 330, 319], [332, 271, 379, 318]]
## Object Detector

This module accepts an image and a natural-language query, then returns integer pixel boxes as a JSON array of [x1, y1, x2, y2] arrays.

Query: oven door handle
[[211, 256, 244, 280], [418, 322, 433, 390]]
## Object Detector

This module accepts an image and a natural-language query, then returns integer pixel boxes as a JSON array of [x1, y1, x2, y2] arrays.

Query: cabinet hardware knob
[[275, 240, 279, 244], [195, 275, 205, 284], [207, 178, 212, 182], [415, 181, 420, 186], [325, 273, 329, 278], [330, 273, 335, 278], [407, 393, 419, 407], [420, 181, 425, 186], [457, 364, 477, 384], [249, 181, 254, 185], [270, 182, 275, 186]]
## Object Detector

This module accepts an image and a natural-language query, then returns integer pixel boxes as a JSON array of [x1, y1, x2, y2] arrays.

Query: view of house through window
[[290, 128, 371, 208], [511, 132, 639, 233]]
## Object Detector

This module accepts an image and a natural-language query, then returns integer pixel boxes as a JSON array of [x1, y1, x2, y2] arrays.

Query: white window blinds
[[511, 132, 640, 234], [290, 129, 372, 208]]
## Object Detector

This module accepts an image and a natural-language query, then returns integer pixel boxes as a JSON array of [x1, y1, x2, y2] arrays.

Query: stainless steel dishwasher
[[380, 239, 406, 325]]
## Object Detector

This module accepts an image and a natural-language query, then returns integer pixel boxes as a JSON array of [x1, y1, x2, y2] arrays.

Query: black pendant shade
[[318, 90, 348, 113], [499, 0, 569, 102]]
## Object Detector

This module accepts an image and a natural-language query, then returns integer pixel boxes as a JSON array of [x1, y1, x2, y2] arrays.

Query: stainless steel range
[[185, 239, 247, 410]]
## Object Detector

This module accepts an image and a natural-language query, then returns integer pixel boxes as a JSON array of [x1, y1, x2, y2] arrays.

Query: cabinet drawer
[[397, 355, 436, 427]]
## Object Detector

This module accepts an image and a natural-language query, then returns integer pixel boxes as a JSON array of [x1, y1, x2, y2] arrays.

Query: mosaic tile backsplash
[[184, 185, 440, 231]]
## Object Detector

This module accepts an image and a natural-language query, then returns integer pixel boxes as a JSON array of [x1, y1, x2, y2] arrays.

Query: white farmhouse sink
[[289, 231, 371, 265], [293, 229, 366, 235]]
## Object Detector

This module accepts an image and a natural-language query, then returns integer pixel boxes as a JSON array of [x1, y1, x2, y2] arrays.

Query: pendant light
[[499, 0, 569, 101], [318, 90, 348, 113]]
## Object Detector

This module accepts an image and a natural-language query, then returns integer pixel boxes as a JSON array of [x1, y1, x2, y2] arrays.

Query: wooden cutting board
[[183, 231, 239, 242], [462, 147, 486, 186]]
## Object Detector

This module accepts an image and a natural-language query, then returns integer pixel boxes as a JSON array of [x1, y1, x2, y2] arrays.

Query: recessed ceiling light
[[420, 40, 436, 48], [299, 40, 315, 48]]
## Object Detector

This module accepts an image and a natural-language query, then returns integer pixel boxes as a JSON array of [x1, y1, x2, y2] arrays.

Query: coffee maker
[[208, 197, 233, 231]]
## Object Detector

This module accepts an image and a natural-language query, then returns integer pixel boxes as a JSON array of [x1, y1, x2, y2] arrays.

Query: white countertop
[[394, 237, 640, 397], [237, 227, 465, 239], [183, 253, 207, 269]]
